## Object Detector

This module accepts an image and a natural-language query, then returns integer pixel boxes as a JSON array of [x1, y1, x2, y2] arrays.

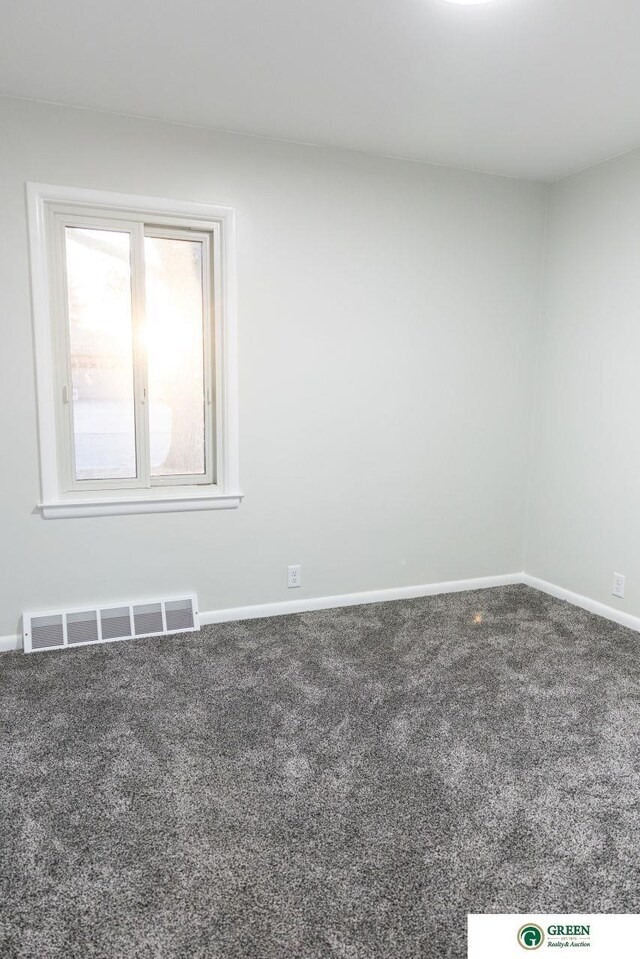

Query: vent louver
[[165, 599, 195, 632], [133, 603, 163, 636], [100, 607, 132, 641], [67, 610, 99, 646], [30, 614, 64, 651], [23, 594, 199, 654]]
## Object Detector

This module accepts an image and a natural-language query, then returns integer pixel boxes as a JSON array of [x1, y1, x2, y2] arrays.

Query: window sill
[[38, 489, 244, 519]]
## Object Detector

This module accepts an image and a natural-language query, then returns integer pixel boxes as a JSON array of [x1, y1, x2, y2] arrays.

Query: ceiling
[[2, 0, 640, 181]]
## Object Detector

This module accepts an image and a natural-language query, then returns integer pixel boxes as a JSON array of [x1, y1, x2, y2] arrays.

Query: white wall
[[526, 150, 640, 615], [0, 97, 547, 638]]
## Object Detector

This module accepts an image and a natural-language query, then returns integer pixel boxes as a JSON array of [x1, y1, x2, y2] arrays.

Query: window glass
[[145, 235, 206, 477], [65, 227, 137, 480]]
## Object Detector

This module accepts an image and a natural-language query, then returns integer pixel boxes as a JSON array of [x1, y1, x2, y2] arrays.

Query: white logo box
[[468, 914, 640, 959]]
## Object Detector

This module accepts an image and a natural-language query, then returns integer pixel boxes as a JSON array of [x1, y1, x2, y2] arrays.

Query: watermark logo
[[517, 923, 545, 950], [469, 914, 634, 958]]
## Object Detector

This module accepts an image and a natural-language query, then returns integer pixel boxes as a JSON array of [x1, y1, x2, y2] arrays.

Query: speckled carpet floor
[[1, 584, 639, 959]]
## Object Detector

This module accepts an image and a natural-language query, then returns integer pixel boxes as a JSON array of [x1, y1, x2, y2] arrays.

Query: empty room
[[1, 1, 639, 957]]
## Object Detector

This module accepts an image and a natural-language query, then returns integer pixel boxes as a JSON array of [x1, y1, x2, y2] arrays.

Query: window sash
[[143, 226, 215, 488], [49, 209, 215, 492]]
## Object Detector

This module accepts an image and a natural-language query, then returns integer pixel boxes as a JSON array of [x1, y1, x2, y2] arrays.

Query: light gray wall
[[526, 150, 640, 613], [0, 97, 547, 638]]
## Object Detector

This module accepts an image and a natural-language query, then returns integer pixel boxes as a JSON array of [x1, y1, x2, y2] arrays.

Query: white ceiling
[[2, 0, 640, 181]]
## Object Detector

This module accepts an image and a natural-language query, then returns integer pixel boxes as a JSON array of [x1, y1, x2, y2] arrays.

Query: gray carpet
[[1, 584, 639, 959]]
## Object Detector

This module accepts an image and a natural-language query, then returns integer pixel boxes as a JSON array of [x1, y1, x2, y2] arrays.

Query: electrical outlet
[[612, 572, 625, 599], [288, 564, 302, 588]]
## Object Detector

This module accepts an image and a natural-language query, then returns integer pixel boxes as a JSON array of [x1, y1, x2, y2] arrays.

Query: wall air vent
[[23, 594, 199, 654]]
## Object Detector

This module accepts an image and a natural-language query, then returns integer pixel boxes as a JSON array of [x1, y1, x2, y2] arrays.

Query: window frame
[[27, 183, 241, 518]]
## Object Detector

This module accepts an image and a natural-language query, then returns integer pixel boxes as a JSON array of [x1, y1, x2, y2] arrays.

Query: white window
[[27, 184, 241, 518]]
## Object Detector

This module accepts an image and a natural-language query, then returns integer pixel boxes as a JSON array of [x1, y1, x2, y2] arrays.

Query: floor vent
[[23, 594, 199, 654]]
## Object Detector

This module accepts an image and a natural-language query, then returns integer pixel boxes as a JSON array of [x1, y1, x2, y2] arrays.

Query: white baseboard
[[0, 573, 522, 653], [522, 573, 640, 634], [199, 573, 524, 626], [4, 571, 636, 654], [0, 634, 21, 653]]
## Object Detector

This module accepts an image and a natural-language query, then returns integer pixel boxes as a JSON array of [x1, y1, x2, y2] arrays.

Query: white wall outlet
[[612, 572, 625, 599], [288, 564, 302, 588]]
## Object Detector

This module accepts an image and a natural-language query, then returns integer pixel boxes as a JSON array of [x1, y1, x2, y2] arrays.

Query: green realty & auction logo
[[517, 922, 592, 950]]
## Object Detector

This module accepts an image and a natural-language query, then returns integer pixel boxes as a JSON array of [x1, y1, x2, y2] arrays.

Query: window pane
[[65, 227, 137, 481], [145, 236, 206, 477]]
